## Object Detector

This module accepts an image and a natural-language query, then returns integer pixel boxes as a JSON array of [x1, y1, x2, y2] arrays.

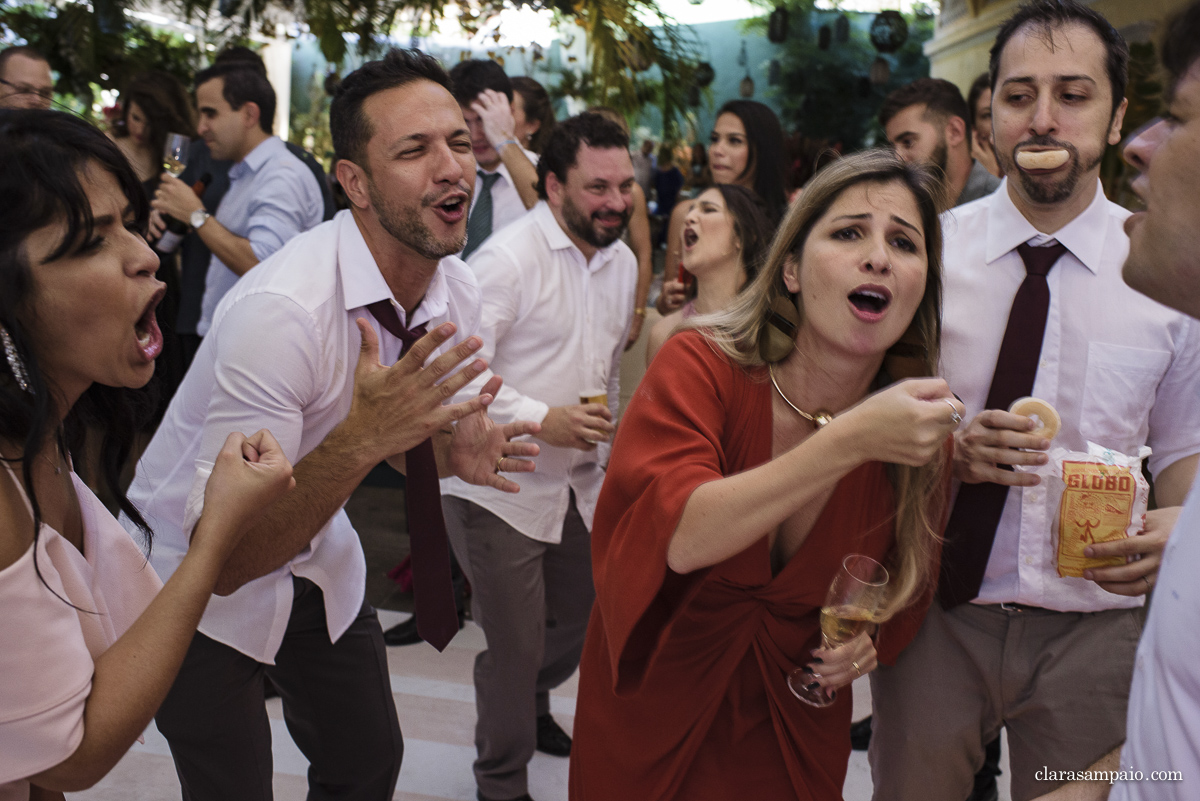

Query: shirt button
[[1024, 556, 1034, 566], [1039, 359, 1049, 369], [1028, 492, 1039, 502]]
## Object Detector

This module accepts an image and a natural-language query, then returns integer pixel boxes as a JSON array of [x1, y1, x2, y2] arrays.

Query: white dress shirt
[[441, 201, 637, 543], [464, 147, 539, 245], [940, 179, 1200, 613], [198, 136, 325, 336], [126, 211, 482, 663], [1112, 480, 1200, 799]]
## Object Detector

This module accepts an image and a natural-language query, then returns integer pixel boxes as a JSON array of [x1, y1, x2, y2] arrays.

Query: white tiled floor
[[68, 609, 1011, 801]]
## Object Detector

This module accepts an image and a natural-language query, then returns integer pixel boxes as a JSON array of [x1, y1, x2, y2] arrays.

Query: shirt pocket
[[1079, 343, 1171, 447]]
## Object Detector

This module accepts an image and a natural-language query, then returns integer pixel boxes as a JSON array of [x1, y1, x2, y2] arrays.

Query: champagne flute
[[788, 553, 888, 708], [163, 132, 190, 178]]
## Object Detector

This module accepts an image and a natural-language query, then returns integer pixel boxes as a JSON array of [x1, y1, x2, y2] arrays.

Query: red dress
[[569, 331, 937, 801]]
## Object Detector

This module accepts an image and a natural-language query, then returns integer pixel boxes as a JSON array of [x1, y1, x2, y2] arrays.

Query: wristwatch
[[190, 209, 211, 230]]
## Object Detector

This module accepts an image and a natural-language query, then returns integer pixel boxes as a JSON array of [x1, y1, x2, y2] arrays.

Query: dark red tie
[[367, 300, 460, 650], [938, 241, 1068, 608]]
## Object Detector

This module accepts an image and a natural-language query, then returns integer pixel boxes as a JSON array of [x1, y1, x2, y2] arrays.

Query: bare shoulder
[[646, 310, 684, 365]]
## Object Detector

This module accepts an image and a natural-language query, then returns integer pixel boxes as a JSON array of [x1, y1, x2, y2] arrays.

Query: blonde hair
[[687, 148, 949, 618]]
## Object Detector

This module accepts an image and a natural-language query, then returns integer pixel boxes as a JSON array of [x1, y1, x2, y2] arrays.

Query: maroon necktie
[[367, 300, 459, 650], [938, 241, 1068, 608]]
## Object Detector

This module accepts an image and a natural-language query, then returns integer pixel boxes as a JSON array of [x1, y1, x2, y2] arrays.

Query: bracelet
[[494, 138, 519, 151], [633, 307, 646, 317]]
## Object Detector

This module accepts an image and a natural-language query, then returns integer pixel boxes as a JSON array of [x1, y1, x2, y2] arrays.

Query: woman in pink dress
[[0, 109, 296, 800]]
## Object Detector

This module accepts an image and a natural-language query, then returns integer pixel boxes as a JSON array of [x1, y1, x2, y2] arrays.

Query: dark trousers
[[156, 577, 403, 800]]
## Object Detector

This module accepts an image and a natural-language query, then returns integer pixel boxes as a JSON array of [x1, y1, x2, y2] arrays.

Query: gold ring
[[852, 660, 861, 676], [495, 457, 504, 474]]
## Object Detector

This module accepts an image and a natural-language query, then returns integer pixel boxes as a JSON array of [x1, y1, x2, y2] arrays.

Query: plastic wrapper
[[1022, 442, 1151, 578]]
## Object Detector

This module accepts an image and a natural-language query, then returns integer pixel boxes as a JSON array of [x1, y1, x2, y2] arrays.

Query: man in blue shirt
[[153, 62, 323, 339]]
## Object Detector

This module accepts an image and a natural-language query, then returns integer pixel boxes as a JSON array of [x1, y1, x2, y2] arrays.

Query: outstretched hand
[[839, 378, 963, 467], [447, 374, 541, 493]]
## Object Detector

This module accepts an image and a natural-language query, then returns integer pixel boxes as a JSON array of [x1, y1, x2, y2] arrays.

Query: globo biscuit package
[[1020, 442, 1151, 578]]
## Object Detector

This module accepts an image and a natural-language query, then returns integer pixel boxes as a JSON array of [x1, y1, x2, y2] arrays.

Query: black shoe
[[476, 792, 533, 801], [535, 713, 572, 757], [382, 611, 466, 647], [849, 715, 872, 751]]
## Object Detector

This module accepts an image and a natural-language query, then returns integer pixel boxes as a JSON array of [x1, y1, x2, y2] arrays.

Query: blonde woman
[[570, 150, 958, 800]]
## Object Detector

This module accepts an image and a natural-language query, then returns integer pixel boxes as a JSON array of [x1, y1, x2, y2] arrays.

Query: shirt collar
[[337, 210, 450, 328], [531, 201, 622, 271], [984, 177, 1109, 274], [229, 135, 284, 181]]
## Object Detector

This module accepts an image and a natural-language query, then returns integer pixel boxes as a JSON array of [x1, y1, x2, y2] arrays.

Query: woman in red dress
[[570, 149, 959, 800]]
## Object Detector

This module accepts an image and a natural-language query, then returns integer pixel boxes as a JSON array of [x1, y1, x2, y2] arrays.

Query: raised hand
[[954, 408, 1050, 486], [839, 378, 964, 467], [656, 278, 687, 315], [471, 88, 519, 150], [152, 173, 204, 221], [447, 375, 541, 493], [195, 429, 295, 556], [537, 403, 615, 451]]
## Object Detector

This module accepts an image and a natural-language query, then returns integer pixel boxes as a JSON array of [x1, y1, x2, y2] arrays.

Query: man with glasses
[[0, 46, 53, 110]]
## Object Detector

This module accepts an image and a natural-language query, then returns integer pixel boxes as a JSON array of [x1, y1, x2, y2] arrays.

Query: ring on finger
[[943, 398, 962, 426], [494, 457, 504, 474], [851, 660, 862, 676], [1143, 575, 1153, 591]]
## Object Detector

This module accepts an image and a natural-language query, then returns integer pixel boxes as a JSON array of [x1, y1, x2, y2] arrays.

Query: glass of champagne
[[163, 132, 190, 178], [787, 553, 889, 708]]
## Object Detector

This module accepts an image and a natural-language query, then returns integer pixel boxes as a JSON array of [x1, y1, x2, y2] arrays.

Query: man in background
[[881, 76, 1001, 210], [0, 45, 53, 110]]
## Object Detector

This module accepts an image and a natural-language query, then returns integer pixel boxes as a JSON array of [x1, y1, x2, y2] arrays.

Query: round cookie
[[1009, 396, 1061, 440], [1016, 149, 1069, 170]]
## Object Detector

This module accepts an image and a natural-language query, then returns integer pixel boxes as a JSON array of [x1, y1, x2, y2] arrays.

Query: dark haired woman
[[645, 184, 771, 364], [510, 76, 556, 155], [0, 109, 294, 799], [570, 150, 960, 799], [660, 100, 790, 314], [108, 71, 197, 184]]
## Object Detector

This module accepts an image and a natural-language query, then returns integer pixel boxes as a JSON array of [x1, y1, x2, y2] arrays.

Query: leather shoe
[[476, 792, 533, 801], [382, 611, 465, 647], [536, 713, 572, 757]]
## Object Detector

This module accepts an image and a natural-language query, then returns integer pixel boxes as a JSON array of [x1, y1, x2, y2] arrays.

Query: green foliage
[[749, 1, 933, 150], [1, 2, 205, 110]]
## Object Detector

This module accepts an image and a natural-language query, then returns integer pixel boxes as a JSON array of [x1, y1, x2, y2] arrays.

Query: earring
[[1, 323, 30, 392], [759, 294, 801, 363]]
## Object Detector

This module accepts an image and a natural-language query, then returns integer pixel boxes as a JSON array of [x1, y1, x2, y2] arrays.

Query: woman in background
[[660, 100, 790, 314], [645, 184, 770, 364], [0, 109, 294, 801], [510, 76, 556, 155], [108, 71, 196, 184]]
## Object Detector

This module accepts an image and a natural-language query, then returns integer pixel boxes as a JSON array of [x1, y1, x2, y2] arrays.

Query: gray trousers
[[869, 600, 1142, 801], [156, 577, 403, 801], [443, 494, 595, 799]]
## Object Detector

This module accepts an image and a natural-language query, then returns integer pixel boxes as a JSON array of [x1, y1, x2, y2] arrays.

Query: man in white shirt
[[868, 4, 1200, 801], [442, 112, 638, 801], [1107, 4, 1200, 799], [451, 59, 540, 258], [151, 62, 324, 337], [126, 49, 539, 800]]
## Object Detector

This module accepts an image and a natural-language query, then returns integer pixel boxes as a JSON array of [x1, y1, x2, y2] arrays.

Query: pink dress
[[0, 468, 162, 800]]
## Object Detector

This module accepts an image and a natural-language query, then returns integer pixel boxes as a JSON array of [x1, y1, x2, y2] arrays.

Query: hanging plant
[[869, 10, 909, 54], [869, 56, 891, 85], [694, 61, 715, 87], [768, 6, 789, 43], [834, 14, 850, 44], [818, 25, 831, 50], [768, 59, 781, 86], [740, 74, 755, 98], [688, 83, 701, 106]]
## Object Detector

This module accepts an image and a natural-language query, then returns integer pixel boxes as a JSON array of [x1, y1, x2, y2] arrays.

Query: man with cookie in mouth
[[868, 3, 1200, 800]]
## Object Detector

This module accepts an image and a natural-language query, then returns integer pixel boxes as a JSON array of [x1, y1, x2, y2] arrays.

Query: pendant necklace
[[768, 364, 834, 429]]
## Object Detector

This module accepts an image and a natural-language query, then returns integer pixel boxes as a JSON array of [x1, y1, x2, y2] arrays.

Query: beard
[[562, 193, 632, 250], [368, 177, 468, 260], [999, 135, 1102, 205]]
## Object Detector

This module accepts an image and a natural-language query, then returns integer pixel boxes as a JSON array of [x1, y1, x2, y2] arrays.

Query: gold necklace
[[768, 364, 834, 428]]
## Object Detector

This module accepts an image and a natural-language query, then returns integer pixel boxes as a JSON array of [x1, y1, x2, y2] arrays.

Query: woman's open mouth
[[847, 285, 892, 321], [683, 228, 699, 249], [135, 288, 165, 361]]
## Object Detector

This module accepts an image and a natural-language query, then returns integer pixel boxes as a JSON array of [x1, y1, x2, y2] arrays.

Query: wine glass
[[163, 132, 191, 178], [788, 553, 889, 708]]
